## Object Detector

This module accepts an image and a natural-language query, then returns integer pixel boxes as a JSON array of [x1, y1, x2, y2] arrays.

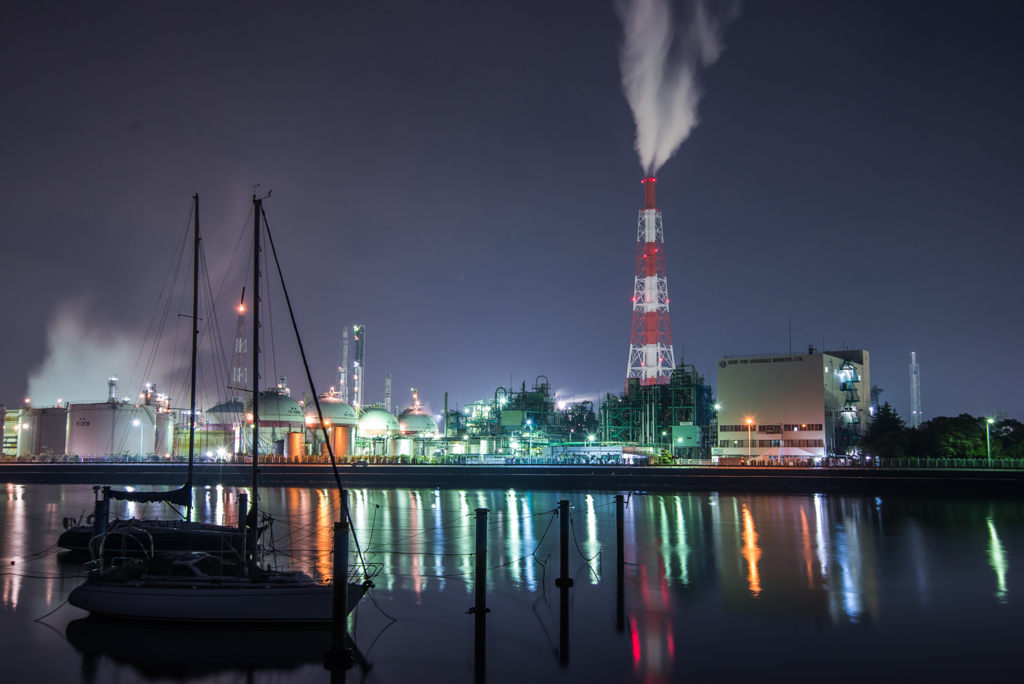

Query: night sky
[[2, 1, 1022, 421]]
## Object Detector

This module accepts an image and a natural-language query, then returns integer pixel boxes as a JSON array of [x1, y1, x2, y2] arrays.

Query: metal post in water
[[615, 493, 625, 632], [90, 487, 109, 565], [555, 500, 573, 589], [470, 507, 489, 683], [237, 492, 247, 574], [325, 488, 353, 676], [555, 500, 573, 665]]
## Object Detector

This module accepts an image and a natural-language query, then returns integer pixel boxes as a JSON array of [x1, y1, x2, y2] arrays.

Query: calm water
[[1, 483, 1021, 683]]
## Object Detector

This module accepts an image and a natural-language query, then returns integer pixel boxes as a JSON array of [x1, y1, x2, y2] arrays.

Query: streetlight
[[986, 418, 995, 466], [133, 419, 144, 458], [746, 418, 753, 461]]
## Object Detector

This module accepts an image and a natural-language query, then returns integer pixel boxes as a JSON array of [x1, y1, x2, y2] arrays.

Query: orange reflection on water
[[741, 504, 762, 597], [800, 506, 814, 589]]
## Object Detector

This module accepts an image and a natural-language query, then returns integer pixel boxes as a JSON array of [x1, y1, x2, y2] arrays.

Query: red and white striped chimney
[[627, 178, 675, 385]]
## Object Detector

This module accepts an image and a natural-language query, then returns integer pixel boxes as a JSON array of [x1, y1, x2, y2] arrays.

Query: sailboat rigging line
[[211, 205, 254, 311], [126, 200, 193, 402], [259, 206, 370, 580], [261, 225, 278, 386]]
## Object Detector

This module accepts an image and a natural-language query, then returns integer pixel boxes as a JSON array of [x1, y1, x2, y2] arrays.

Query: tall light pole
[[986, 418, 994, 466], [746, 418, 753, 461]]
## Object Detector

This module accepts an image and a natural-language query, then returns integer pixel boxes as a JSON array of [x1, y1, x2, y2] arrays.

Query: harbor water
[[1, 483, 1021, 682]]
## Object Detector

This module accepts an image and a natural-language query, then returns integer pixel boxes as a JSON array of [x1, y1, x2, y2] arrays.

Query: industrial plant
[[2, 179, 873, 465]]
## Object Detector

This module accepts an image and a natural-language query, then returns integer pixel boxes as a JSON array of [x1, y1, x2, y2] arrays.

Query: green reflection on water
[[987, 517, 1009, 603]]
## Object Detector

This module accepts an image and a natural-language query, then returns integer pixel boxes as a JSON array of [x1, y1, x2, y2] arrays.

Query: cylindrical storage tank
[[155, 412, 174, 456], [479, 438, 492, 456], [395, 438, 413, 456], [284, 432, 305, 461], [331, 425, 355, 460], [245, 389, 304, 456], [16, 408, 40, 456], [66, 403, 156, 458]]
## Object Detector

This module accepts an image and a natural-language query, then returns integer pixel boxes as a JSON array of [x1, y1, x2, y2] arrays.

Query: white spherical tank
[[358, 408, 400, 437], [397, 408, 438, 436], [66, 403, 157, 457], [306, 396, 358, 459], [245, 389, 304, 455], [205, 397, 245, 430]]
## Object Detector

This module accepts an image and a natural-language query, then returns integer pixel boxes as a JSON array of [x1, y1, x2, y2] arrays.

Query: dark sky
[[2, 1, 1022, 421]]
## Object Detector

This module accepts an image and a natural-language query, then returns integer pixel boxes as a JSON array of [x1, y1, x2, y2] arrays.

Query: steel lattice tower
[[231, 303, 247, 395], [627, 178, 675, 385]]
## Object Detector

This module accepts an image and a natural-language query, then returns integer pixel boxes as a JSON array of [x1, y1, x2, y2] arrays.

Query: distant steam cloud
[[26, 302, 162, 405], [616, 0, 737, 176]]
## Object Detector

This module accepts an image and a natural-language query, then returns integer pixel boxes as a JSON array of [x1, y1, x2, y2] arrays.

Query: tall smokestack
[[909, 352, 922, 428], [626, 178, 675, 386], [352, 325, 365, 409], [384, 372, 392, 414], [338, 326, 349, 403]]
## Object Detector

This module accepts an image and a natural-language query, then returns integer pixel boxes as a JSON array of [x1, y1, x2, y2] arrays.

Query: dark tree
[[862, 402, 908, 458]]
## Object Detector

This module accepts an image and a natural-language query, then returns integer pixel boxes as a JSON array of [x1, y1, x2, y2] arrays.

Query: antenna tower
[[626, 178, 675, 385]]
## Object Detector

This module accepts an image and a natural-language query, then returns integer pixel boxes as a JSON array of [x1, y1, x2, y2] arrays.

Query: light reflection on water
[[0, 485, 1022, 683]]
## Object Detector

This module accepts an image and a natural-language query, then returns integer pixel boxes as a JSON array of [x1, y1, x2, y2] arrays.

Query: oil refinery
[[1, 179, 870, 465]]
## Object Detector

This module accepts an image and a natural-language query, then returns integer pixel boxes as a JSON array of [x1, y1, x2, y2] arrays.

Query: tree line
[[862, 403, 1024, 460]]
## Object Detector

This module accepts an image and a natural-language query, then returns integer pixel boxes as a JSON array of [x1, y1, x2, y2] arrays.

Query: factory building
[[714, 348, 870, 462], [601, 364, 715, 459]]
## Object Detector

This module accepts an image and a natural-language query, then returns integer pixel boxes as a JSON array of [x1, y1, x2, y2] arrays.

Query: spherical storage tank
[[358, 408, 399, 437], [397, 408, 438, 436], [306, 395, 358, 459], [205, 397, 244, 430], [246, 389, 304, 455]]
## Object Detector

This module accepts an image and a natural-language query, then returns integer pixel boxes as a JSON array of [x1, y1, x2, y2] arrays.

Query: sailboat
[[58, 194, 243, 557], [69, 193, 373, 624]]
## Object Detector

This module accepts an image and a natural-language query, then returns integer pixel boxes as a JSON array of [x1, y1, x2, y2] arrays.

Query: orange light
[[746, 418, 752, 425], [238, 305, 246, 313]]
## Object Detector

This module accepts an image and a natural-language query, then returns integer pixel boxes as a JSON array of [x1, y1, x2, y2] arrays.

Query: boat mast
[[186, 194, 200, 523], [251, 195, 261, 509]]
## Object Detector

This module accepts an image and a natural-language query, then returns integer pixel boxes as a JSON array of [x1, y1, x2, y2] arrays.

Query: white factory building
[[714, 348, 870, 462]]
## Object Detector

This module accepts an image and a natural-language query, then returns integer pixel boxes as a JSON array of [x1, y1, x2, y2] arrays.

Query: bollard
[[90, 487, 109, 564], [615, 494, 625, 633], [555, 500, 573, 666], [236, 493, 247, 575], [469, 507, 490, 683], [325, 488, 353, 676], [555, 500, 574, 589]]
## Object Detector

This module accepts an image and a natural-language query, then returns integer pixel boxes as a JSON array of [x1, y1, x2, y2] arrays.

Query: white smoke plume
[[616, 0, 736, 176], [26, 301, 165, 406]]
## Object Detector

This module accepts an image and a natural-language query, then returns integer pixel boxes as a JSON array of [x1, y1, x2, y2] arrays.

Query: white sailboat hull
[[69, 580, 364, 625]]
